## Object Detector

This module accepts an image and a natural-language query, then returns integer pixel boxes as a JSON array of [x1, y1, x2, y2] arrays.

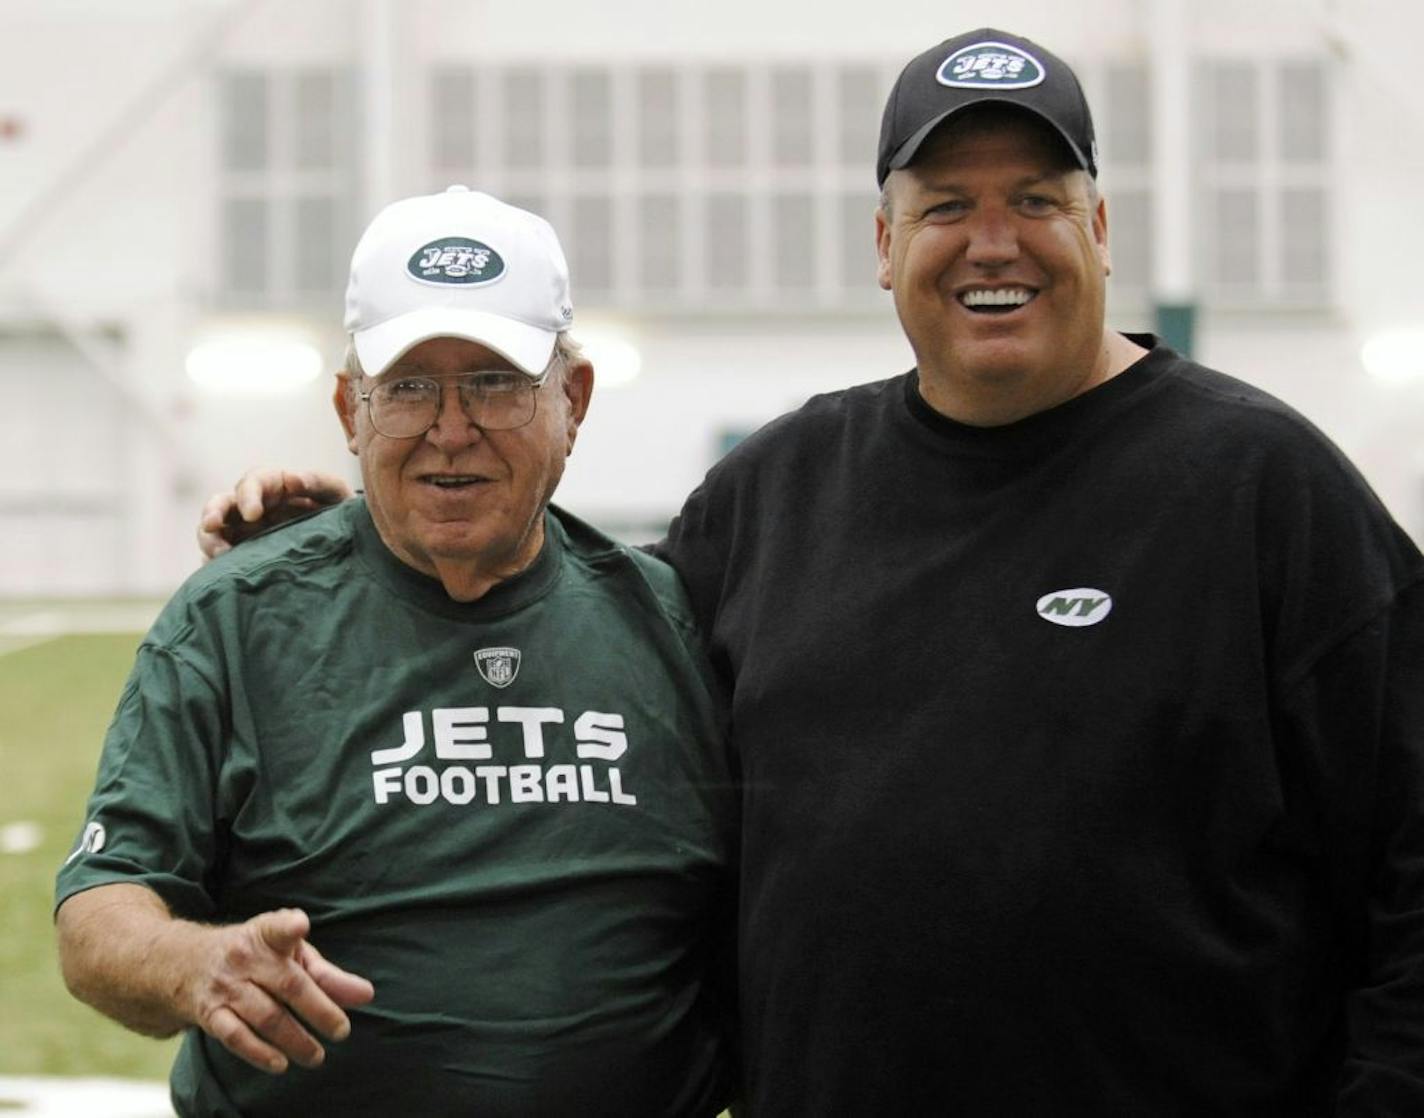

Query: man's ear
[[1093, 192, 1111, 276], [333, 375, 359, 454], [561, 358, 594, 455], [875, 201, 894, 291]]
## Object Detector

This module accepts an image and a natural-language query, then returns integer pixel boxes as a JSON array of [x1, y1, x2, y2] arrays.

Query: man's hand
[[57, 885, 375, 1075], [197, 468, 353, 562], [172, 907, 375, 1074]]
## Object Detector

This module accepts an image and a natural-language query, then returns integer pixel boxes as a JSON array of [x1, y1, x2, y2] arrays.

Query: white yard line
[[0, 604, 161, 636], [0, 1077, 171, 1117], [0, 634, 60, 658], [0, 603, 161, 656]]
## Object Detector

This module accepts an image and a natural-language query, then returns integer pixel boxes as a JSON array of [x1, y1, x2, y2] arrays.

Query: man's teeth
[[960, 288, 1034, 308]]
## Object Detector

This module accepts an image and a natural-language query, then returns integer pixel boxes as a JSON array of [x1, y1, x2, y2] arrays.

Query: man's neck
[[397, 520, 546, 604], [917, 332, 1150, 427]]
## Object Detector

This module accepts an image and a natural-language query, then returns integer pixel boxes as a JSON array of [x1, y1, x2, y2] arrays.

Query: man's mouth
[[958, 286, 1037, 314], [422, 474, 487, 490]]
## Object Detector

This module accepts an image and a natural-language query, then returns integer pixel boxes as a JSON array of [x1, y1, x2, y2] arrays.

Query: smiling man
[[667, 28, 1424, 1113], [193, 29, 1424, 1115], [55, 187, 735, 1117], [874, 103, 1143, 425]]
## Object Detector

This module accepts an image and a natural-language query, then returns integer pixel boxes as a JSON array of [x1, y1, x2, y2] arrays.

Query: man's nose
[[424, 383, 483, 449], [964, 207, 1020, 266]]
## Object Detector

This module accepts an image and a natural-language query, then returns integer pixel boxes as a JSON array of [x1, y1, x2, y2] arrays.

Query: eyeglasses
[[360, 369, 549, 438]]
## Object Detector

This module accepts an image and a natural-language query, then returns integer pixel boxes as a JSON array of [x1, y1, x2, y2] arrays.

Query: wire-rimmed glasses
[[360, 369, 549, 438]]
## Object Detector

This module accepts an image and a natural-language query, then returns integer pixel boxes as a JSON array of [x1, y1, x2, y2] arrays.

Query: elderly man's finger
[[217, 979, 329, 1070], [252, 907, 311, 953], [247, 909, 362, 1043], [299, 939, 376, 1009], [202, 1002, 292, 1075], [238, 979, 329, 1068]]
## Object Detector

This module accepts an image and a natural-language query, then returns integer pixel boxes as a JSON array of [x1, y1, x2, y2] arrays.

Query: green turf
[[0, 632, 180, 1079]]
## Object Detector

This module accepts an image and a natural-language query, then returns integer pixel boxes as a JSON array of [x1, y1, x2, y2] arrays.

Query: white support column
[[1149, 0, 1197, 353], [360, 0, 398, 219]]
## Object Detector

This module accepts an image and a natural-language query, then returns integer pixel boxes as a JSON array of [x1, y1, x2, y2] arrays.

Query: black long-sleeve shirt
[[660, 337, 1424, 1115]]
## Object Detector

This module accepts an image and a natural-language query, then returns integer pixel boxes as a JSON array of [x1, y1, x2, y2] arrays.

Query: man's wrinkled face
[[876, 108, 1112, 421], [335, 337, 590, 584]]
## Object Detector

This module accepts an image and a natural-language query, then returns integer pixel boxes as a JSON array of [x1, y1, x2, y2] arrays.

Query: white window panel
[[572, 195, 614, 293], [217, 67, 354, 306], [706, 193, 748, 290], [1196, 55, 1332, 307], [432, 68, 476, 171], [772, 67, 814, 167], [1208, 63, 1258, 163], [706, 68, 747, 168], [222, 71, 267, 172], [773, 193, 815, 290], [1278, 62, 1326, 163], [503, 68, 544, 169], [639, 194, 681, 290], [294, 195, 338, 294], [637, 68, 679, 168], [572, 69, 612, 169], [1280, 187, 1326, 287], [1213, 189, 1259, 286], [1104, 62, 1150, 166], [1105, 187, 1152, 296], [837, 65, 881, 166], [839, 192, 877, 291], [223, 197, 268, 294], [293, 70, 337, 170]]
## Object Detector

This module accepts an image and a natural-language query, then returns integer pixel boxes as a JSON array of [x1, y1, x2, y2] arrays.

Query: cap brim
[[885, 98, 1091, 181], [353, 306, 557, 377]]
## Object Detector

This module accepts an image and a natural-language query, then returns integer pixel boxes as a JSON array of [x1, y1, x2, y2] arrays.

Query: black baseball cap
[[876, 28, 1098, 186]]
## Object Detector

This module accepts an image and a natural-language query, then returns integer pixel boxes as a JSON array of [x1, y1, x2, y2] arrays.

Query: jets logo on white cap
[[408, 237, 506, 286], [937, 41, 1046, 90]]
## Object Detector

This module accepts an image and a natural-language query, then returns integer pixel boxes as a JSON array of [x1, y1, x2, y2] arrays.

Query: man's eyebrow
[[1014, 169, 1073, 190]]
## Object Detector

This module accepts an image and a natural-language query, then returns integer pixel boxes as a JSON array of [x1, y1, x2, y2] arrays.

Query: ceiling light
[[186, 334, 325, 396], [577, 328, 643, 388], [1361, 327, 1424, 386]]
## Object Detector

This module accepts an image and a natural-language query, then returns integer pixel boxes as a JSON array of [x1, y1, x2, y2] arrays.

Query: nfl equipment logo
[[474, 646, 521, 688]]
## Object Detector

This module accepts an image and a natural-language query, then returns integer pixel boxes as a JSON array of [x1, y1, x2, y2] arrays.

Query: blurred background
[[0, 0, 1422, 596], [0, 0, 1421, 1103]]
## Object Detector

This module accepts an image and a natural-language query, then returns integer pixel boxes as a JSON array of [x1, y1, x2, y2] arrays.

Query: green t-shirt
[[57, 500, 736, 1117]]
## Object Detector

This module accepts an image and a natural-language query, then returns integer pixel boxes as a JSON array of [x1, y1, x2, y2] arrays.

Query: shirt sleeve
[[654, 471, 736, 646], [1280, 578, 1424, 1110], [55, 634, 228, 921]]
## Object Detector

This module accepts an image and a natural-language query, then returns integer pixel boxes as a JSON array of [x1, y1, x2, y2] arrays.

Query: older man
[[57, 187, 735, 1116], [197, 29, 1424, 1116]]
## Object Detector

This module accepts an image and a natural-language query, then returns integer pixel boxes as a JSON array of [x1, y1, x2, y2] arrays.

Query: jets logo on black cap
[[936, 41, 1046, 90], [408, 237, 505, 285]]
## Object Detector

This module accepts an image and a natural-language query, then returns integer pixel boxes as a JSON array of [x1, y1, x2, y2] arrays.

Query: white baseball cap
[[343, 185, 574, 377]]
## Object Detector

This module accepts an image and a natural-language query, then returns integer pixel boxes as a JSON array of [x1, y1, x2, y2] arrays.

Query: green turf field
[[0, 630, 180, 1079]]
